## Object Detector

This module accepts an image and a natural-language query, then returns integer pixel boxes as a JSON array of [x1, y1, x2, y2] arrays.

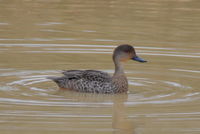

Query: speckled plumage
[[49, 44, 147, 94]]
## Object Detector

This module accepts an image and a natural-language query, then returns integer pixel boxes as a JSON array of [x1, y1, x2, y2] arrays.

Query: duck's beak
[[132, 56, 147, 63]]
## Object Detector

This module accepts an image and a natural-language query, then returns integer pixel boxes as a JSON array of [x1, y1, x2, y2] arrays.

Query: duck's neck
[[113, 58, 125, 76]]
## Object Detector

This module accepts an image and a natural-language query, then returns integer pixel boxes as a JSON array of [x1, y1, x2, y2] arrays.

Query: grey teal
[[48, 44, 147, 94]]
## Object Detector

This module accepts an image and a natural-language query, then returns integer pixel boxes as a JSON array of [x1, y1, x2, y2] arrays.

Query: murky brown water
[[0, 0, 200, 134]]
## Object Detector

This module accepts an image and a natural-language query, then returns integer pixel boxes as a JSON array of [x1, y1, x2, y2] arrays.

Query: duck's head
[[113, 44, 147, 63]]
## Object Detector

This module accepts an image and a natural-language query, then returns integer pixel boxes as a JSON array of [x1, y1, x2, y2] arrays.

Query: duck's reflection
[[112, 94, 135, 134], [55, 90, 135, 133]]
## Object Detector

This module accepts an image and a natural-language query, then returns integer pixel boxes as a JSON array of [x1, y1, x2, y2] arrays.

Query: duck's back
[[50, 70, 118, 93], [63, 70, 111, 82]]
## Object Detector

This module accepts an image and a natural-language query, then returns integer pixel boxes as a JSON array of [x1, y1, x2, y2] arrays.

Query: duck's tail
[[47, 76, 66, 88], [47, 76, 59, 82]]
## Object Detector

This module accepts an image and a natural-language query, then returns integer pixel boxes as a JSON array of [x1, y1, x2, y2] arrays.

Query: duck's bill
[[132, 56, 147, 62]]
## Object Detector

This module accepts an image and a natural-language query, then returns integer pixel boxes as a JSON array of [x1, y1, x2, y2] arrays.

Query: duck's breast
[[112, 74, 128, 93]]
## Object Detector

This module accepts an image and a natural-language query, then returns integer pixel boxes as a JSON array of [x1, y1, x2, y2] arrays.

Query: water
[[0, 0, 200, 134]]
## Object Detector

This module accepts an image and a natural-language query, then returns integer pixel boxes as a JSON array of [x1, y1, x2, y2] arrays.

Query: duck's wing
[[48, 70, 84, 84], [62, 70, 85, 80], [62, 70, 112, 82], [84, 70, 112, 82]]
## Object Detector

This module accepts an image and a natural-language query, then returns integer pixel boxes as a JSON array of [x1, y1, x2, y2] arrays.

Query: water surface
[[0, 0, 200, 134]]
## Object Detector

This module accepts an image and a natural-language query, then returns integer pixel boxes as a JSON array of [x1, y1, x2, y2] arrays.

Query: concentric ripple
[[0, 44, 199, 108], [0, 67, 199, 134], [0, 68, 199, 106]]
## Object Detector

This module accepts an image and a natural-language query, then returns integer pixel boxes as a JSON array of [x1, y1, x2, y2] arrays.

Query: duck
[[49, 44, 147, 94]]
